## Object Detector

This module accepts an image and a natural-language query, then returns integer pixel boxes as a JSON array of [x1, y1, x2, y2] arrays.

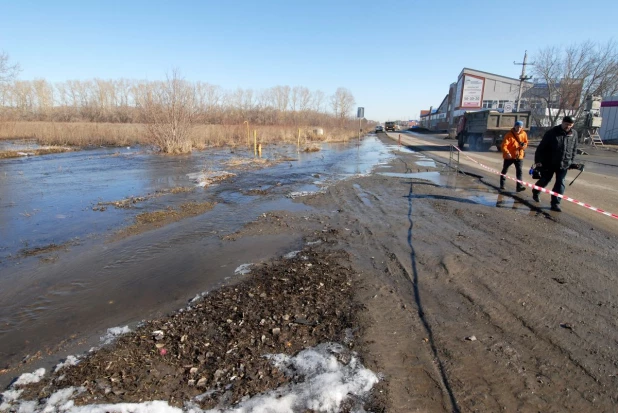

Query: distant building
[[420, 68, 532, 130], [421, 68, 586, 132], [521, 78, 583, 127]]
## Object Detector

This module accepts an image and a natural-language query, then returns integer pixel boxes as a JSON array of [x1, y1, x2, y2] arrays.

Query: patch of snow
[[234, 264, 252, 275], [1, 343, 378, 413], [13, 368, 46, 386], [283, 250, 300, 259], [187, 171, 236, 188], [54, 355, 80, 372], [100, 326, 131, 345]]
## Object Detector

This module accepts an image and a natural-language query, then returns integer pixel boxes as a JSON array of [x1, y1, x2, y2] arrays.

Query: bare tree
[[139, 69, 197, 154], [0, 50, 20, 83], [312, 90, 325, 113], [330, 87, 356, 122], [273, 85, 290, 113], [297, 87, 311, 112], [531, 40, 618, 126]]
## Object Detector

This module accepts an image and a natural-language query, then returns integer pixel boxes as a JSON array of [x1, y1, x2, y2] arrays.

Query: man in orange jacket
[[500, 120, 528, 192]]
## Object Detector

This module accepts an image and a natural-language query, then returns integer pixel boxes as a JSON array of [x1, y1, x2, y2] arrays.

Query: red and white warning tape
[[451, 145, 618, 220]]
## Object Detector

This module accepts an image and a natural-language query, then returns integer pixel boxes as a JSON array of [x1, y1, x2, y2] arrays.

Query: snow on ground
[[233, 264, 252, 275], [0, 343, 378, 413], [100, 326, 132, 345]]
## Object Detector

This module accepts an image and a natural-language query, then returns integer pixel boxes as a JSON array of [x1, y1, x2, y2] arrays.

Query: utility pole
[[514, 51, 534, 112]]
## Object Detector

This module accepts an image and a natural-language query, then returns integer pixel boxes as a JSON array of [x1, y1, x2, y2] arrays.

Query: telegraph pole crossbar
[[514, 51, 534, 112]]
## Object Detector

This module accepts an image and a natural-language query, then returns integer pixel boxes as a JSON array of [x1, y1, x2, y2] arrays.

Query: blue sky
[[1, 0, 617, 122]]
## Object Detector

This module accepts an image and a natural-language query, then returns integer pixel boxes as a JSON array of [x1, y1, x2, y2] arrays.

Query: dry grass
[[0, 122, 361, 150], [302, 144, 321, 152], [223, 157, 276, 170], [0, 121, 144, 146], [0, 147, 73, 159], [114, 201, 217, 239], [93, 187, 196, 211]]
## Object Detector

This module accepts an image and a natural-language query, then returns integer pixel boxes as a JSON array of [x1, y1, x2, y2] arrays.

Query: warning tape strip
[[451, 145, 618, 220]]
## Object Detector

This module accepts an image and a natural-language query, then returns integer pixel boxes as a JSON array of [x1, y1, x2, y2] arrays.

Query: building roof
[[460, 67, 532, 85]]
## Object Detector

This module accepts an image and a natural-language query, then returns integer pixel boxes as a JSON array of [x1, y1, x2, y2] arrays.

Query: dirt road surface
[[3, 133, 618, 412]]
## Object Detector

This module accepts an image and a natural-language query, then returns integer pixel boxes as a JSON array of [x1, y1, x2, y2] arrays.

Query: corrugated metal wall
[[600, 96, 618, 142]]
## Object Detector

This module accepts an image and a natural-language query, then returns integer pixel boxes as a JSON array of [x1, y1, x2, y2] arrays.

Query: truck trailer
[[456, 110, 530, 151]]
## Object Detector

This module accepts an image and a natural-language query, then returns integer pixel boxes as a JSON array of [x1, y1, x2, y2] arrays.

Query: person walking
[[500, 120, 528, 192], [531, 116, 579, 212]]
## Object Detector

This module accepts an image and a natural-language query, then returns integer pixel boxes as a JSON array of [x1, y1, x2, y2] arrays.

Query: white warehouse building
[[420, 68, 533, 131]]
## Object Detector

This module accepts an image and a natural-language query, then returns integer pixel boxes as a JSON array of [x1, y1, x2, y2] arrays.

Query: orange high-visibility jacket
[[501, 129, 528, 160]]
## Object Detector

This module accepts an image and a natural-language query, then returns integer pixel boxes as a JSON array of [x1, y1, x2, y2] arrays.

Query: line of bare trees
[[0, 74, 356, 127], [529, 40, 618, 127]]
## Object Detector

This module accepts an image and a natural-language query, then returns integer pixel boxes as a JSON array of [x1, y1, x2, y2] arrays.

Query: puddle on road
[[379, 170, 536, 214], [470, 193, 536, 214], [378, 171, 446, 186], [415, 159, 437, 168]]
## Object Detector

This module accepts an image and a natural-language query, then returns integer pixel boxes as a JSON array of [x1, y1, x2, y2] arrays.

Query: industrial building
[[420, 68, 532, 131]]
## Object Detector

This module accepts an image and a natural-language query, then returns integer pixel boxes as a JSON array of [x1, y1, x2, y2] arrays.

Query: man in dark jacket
[[532, 116, 578, 212]]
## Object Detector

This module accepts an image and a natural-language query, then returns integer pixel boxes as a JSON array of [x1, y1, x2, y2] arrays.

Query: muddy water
[[0, 136, 394, 376]]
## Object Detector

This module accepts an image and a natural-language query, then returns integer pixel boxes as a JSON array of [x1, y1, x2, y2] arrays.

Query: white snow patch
[[234, 264, 252, 275], [0, 389, 23, 408], [187, 171, 236, 188], [287, 190, 324, 199], [100, 326, 131, 345], [54, 355, 80, 372], [13, 368, 45, 386], [283, 250, 300, 259], [1, 344, 377, 413]]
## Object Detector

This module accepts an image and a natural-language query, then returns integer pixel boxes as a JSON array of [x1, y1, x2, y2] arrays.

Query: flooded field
[[0, 136, 397, 375]]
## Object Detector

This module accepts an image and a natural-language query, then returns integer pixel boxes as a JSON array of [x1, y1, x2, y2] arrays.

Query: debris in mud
[[560, 323, 574, 330], [2, 248, 380, 411], [97, 195, 148, 209], [465, 335, 477, 342], [135, 202, 215, 225], [94, 187, 195, 210], [0, 147, 73, 159], [242, 188, 270, 196], [113, 201, 216, 239], [302, 144, 321, 152], [223, 157, 277, 170], [188, 170, 236, 187], [18, 240, 78, 258], [288, 190, 325, 199]]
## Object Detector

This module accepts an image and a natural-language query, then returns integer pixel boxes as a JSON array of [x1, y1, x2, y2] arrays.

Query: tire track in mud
[[319, 176, 453, 411], [346, 157, 462, 412], [307, 142, 618, 410], [404, 177, 462, 413], [404, 178, 618, 410]]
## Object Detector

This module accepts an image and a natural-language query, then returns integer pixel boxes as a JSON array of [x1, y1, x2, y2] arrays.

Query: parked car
[[375, 125, 384, 132]]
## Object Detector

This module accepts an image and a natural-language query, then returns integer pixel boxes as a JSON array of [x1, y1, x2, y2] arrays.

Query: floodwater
[[0, 135, 394, 374], [0, 134, 527, 382]]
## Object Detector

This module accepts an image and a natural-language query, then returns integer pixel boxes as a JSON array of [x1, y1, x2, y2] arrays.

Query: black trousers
[[500, 159, 523, 189], [532, 168, 568, 206]]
